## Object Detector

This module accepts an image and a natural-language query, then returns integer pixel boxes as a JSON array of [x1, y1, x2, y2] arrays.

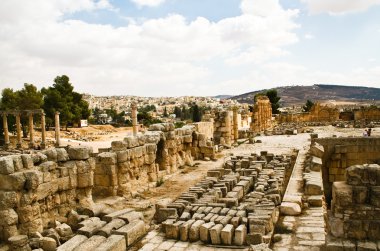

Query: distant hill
[[214, 95, 233, 100], [231, 84, 380, 106]]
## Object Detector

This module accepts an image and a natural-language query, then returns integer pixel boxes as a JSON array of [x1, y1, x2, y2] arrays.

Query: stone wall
[[211, 110, 234, 147], [314, 137, 380, 203], [0, 146, 94, 242], [329, 164, 380, 240], [354, 106, 380, 121], [278, 103, 339, 124], [94, 123, 216, 197]]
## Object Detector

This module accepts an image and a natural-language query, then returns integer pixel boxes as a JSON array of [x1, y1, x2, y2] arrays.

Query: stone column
[[2, 113, 10, 149], [232, 107, 239, 142], [16, 113, 22, 149], [41, 112, 46, 149], [225, 110, 232, 147], [131, 103, 138, 136], [28, 112, 34, 149], [55, 112, 60, 147]]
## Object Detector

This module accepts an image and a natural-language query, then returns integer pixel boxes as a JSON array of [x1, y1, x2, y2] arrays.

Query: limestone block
[[246, 233, 263, 245], [210, 224, 224, 245], [305, 179, 323, 195], [56, 148, 69, 162], [179, 220, 195, 241], [73, 235, 107, 251], [39, 161, 57, 171], [68, 146, 93, 160], [310, 157, 322, 172], [332, 181, 353, 207], [234, 224, 247, 246], [12, 155, 23, 172], [24, 170, 41, 191], [117, 211, 143, 224], [77, 172, 94, 188], [57, 235, 88, 251], [199, 222, 215, 243], [0, 156, 16, 175], [103, 209, 133, 223], [94, 235, 127, 251], [0, 191, 18, 210], [0, 209, 18, 226], [280, 202, 301, 216], [357, 241, 377, 251], [17, 204, 40, 224], [8, 235, 29, 250], [123, 136, 139, 149], [311, 143, 324, 158], [326, 240, 344, 251], [189, 220, 205, 242], [329, 216, 344, 238], [112, 220, 145, 246], [221, 224, 234, 245], [179, 212, 191, 221], [96, 219, 125, 237], [352, 186, 368, 204], [77, 219, 107, 237], [55, 223, 73, 238], [0, 172, 26, 191], [43, 149, 58, 162], [21, 154, 34, 169], [40, 237, 57, 251], [166, 220, 184, 239], [155, 208, 178, 223], [346, 165, 370, 186]]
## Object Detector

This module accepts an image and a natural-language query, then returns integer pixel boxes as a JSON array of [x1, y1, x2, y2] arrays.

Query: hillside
[[231, 84, 380, 106]]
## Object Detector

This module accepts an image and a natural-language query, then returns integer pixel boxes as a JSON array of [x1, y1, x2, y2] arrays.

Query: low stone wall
[[329, 164, 380, 240], [94, 123, 216, 197], [314, 137, 380, 203], [0, 146, 94, 242]]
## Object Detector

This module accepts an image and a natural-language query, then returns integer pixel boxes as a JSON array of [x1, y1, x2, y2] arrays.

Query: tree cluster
[[0, 75, 90, 135]]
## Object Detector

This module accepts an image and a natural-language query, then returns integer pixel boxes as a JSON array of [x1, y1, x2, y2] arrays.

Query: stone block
[[179, 220, 195, 242], [57, 235, 88, 251], [370, 186, 380, 207], [93, 235, 126, 251], [0, 172, 26, 191], [246, 233, 263, 245], [189, 220, 205, 242], [311, 143, 324, 158], [357, 241, 377, 251], [310, 157, 322, 172], [0, 209, 18, 226], [332, 181, 353, 207], [155, 208, 178, 223], [0, 156, 15, 174], [21, 154, 34, 169], [210, 224, 224, 245], [280, 202, 301, 216], [234, 224, 247, 246], [118, 211, 143, 224], [96, 219, 125, 237], [199, 222, 215, 243], [166, 221, 184, 240], [103, 209, 133, 223], [40, 237, 57, 251], [77, 219, 107, 237], [221, 224, 234, 245], [73, 235, 106, 251], [112, 220, 145, 246], [56, 223, 73, 237], [0, 191, 18, 210], [68, 146, 93, 160]]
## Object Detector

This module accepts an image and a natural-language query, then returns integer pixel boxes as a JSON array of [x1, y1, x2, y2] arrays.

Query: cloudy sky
[[0, 0, 379, 97]]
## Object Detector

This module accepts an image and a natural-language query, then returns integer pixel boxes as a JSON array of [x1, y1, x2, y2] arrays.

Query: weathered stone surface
[[179, 220, 195, 242], [96, 219, 125, 237], [103, 209, 133, 223], [39, 237, 57, 251], [221, 224, 234, 245], [234, 224, 247, 246], [199, 222, 215, 243], [166, 221, 184, 240], [68, 146, 93, 160], [155, 208, 178, 223], [280, 202, 301, 216], [310, 157, 322, 172], [210, 224, 224, 245], [0, 156, 15, 174], [57, 235, 88, 251], [93, 235, 126, 251], [117, 211, 143, 224], [73, 235, 107, 251], [55, 223, 73, 237], [112, 220, 145, 246], [189, 220, 205, 242]]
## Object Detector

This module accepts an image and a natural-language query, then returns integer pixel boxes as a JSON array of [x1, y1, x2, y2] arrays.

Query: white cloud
[[300, 0, 380, 15], [0, 0, 301, 96], [131, 0, 166, 8], [304, 33, 314, 39]]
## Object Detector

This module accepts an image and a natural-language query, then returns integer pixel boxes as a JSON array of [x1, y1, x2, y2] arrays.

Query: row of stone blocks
[[157, 152, 289, 246], [4, 208, 146, 251]]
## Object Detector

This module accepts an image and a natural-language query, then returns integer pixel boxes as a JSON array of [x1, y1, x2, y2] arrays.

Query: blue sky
[[0, 0, 379, 96]]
